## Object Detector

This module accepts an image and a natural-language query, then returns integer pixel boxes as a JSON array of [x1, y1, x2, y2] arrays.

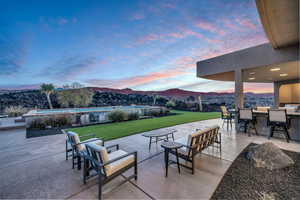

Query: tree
[[40, 83, 55, 109], [165, 100, 176, 108], [58, 88, 94, 108], [71, 82, 84, 89]]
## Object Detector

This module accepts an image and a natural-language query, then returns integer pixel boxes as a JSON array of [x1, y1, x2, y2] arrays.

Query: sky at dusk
[[0, 0, 273, 93]]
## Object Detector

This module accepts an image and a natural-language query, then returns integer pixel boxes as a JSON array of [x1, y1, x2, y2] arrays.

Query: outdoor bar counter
[[251, 110, 300, 142]]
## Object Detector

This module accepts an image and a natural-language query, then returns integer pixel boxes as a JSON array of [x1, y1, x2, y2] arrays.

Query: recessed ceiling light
[[249, 72, 255, 75], [280, 73, 288, 77], [249, 77, 255, 80], [270, 68, 280, 71]]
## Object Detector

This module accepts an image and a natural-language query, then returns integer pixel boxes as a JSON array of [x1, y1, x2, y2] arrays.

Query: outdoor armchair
[[83, 143, 138, 200], [64, 130, 104, 170]]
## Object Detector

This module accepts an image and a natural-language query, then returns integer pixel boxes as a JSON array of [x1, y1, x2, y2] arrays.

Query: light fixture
[[249, 77, 255, 80], [270, 67, 280, 71], [249, 72, 255, 75], [280, 73, 288, 77]]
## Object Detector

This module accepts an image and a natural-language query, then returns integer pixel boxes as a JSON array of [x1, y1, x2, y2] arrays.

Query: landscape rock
[[247, 142, 294, 170]]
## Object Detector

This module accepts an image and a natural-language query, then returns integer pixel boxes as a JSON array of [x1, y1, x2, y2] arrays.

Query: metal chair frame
[[83, 144, 138, 200]]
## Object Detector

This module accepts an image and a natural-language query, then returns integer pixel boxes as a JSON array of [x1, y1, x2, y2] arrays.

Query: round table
[[161, 141, 183, 177], [142, 130, 176, 151]]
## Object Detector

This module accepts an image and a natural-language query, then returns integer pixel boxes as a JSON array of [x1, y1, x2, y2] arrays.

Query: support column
[[273, 82, 280, 108], [234, 69, 244, 110]]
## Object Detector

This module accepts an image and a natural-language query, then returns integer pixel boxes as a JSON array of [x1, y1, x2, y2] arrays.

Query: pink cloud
[[195, 21, 226, 36], [216, 83, 273, 94], [236, 18, 257, 30], [134, 27, 218, 46], [86, 68, 188, 89]]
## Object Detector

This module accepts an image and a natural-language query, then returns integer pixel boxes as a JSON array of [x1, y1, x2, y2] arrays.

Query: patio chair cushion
[[239, 109, 253, 120], [106, 150, 134, 176], [87, 143, 109, 163], [81, 138, 103, 151], [67, 131, 81, 144], [269, 110, 286, 123], [68, 131, 103, 152]]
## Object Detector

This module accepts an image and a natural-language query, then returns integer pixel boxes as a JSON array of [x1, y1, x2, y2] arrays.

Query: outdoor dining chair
[[64, 130, 104, 170], [220, 106, 234, 129], [83, 143, 137, 200], [267, 109, 291, 142], [238, 108, 258, 136]]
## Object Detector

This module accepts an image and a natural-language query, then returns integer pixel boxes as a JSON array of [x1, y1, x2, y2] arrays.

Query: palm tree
[[40, 83, 55, 109]]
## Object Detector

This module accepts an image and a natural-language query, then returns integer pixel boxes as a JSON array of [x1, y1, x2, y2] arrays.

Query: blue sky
[[0, 0, 272, 92]]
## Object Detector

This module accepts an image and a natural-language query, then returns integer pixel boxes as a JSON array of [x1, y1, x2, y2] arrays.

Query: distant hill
[[87, 87, 273, 98]]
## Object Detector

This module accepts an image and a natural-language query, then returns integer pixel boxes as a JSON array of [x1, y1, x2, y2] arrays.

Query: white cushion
[[87, 142, 109, 163], [269, 110, 286, 122], [106, 150, 134, 176], [80, 138, 103, 151], [68, 131, 81, 145], [68, 131, 103, 152], [239, 109, 252, 120]]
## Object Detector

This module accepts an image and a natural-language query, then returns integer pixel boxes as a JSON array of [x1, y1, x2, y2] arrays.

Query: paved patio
[[0, 118, 299, 199]]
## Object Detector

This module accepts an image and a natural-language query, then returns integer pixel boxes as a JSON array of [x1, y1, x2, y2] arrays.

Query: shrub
[[148, 107, 170, 117], [165, 100, 176, 108], [127, 112, 139, 120], [160, 107, 170, 115], [28, 115, 72, 129], [149, 109, 161, 117], [108, 110, 127, 122], [4, 106, 28, 117], [29, 119, 46, 129]]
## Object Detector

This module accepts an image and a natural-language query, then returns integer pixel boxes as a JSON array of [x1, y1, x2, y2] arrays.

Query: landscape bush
[[108, 110, 128, 122], [127, 112, 139, 120], [4, 106, 28, 117], [149, 107, 170, 117], [165, 100, 176, 108], [29, 119, 46, 129], [28, 115, 72, 129]]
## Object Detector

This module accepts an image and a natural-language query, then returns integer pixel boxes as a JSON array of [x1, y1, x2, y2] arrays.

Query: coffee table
[[142, 130, 176, 151], [161, 141, 183, 177]]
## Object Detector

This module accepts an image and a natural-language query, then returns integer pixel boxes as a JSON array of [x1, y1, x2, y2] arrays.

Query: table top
[[142, 129, 176, 137], [228, 109, 300, 116], [161, 141, 183, 149]]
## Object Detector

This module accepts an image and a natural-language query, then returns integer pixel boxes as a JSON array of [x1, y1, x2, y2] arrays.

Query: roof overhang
[[197, 43, 299, 83], [256, 0, 299, 48]]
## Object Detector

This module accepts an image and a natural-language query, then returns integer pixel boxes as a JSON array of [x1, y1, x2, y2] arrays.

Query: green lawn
[[68, 110, 220, 141]]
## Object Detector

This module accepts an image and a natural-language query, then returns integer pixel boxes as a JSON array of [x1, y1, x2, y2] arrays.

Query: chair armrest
[[77, 138, 103, 145], [101, 151, 137, 167], [106, 144, 119, 151]]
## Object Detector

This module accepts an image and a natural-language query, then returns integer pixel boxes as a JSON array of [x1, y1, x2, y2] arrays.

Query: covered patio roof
[[256, 0, 299, 49], [196, 0, 299, 83], [196, 43, 299, 83]]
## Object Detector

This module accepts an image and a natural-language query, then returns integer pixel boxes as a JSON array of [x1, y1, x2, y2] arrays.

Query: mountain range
[[87, 87, 273, 98]]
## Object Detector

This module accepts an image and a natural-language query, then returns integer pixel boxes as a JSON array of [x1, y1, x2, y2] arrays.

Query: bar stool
[[238, 108, 258, 136], [267, 109, 291, 142], [220, 106, 234, 129]]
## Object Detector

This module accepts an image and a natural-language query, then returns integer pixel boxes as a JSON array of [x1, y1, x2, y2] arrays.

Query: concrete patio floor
[[0, 118, 299, 199]]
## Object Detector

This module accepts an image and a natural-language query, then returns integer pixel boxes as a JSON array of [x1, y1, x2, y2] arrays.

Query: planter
[[26, 128, 64, 138]]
